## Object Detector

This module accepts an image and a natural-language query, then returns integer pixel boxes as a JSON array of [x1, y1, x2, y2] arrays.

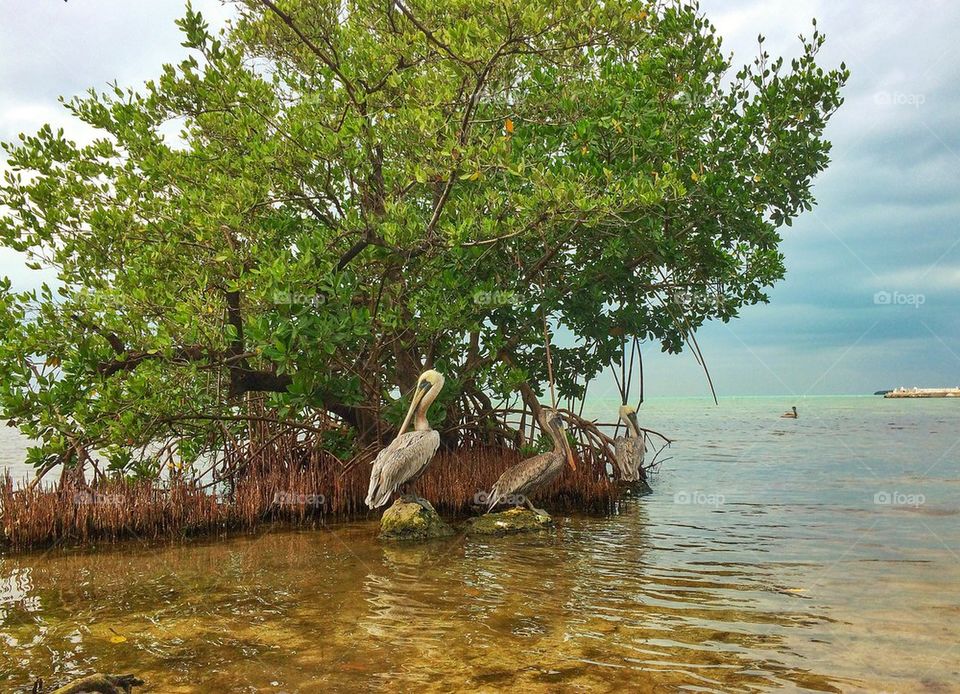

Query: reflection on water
[[2, 396, 960, 692]]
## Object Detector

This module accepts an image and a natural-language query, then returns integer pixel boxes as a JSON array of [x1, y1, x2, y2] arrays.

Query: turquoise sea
[[1, 395, 958, 692]]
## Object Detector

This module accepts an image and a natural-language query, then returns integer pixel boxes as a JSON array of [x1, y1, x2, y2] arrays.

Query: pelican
[[365, 369, 445, 510], [485, 407, 576, 514], [780, 406, 798, 419], [614, 404, 646, 482]]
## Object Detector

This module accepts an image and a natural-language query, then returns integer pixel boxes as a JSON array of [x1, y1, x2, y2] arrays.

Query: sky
[[0, 1, 958, 398]]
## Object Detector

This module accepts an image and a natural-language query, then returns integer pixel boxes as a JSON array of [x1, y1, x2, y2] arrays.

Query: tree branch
[[258, 0, 361, 107], [71, 313, 125, 354], [392, 1, 477, 69]]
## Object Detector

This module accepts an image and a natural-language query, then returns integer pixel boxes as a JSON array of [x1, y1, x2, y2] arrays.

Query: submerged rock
[[48, 673, 144, 694], [467, 507, 554, 535], [379, 499, 454, 540]]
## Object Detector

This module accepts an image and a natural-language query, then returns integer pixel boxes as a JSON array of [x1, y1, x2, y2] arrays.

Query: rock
[[466, 507, 554, 535], [378, 499, 454, 540], [48, 673, 144, 694]]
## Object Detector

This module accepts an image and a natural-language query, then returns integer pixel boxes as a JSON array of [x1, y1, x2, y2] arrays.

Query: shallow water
[[2, 396, 959, 692]]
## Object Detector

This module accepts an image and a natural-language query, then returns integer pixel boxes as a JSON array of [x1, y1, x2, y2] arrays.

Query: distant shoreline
[[884, 388, 960, 398]]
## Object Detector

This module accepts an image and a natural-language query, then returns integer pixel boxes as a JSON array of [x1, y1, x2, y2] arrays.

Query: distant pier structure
[[884, 387, 960, 398]]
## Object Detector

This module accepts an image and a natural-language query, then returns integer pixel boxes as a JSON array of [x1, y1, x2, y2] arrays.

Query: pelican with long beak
[[614, 404, 646, 482], [365, 370, 445, 510], [485, 407, 576, 515]]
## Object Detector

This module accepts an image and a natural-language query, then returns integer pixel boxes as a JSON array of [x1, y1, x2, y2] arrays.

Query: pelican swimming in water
[[780, 406, 798, 419], [485, 407, 576, 514], [614, 404, 646, 482], [365, 369, 445, 509]]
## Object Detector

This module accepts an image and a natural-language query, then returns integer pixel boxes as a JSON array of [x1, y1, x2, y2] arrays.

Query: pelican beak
[[397, 380, 430, 435], [558, 422, 576, 471], [628, 411, 640, 435]]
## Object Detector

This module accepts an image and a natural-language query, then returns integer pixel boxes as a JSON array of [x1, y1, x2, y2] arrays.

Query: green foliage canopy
[[0, 0, 847, 475]]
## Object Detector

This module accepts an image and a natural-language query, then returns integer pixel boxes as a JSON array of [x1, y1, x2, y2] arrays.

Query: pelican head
[[619, 403, 640, 436], [539, 407, 576, 471], [417, 369, 444, 392], [398, 369, 445, 435]]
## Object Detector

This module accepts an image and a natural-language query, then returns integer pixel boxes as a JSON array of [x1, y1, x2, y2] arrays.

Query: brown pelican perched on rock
[[485, 407, 576, 514], [365, 370, 445, 510], [614, 404, 646, 482]]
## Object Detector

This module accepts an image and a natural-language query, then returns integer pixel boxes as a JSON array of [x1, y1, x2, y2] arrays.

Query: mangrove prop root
[[1, 445, 618, 551]]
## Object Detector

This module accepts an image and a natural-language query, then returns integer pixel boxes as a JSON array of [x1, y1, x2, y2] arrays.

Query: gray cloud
[[684, 0, 960, 395], [0, 0, 230, 140]]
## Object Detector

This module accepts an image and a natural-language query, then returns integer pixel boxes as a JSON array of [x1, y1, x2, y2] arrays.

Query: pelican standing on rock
[[614, 404, 646, 482], [485, 408, 576, 515], [365, 370, 445, 510]]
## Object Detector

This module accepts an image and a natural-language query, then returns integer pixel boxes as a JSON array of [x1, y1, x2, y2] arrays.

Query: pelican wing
[[365, 429, 440, 509], [488, 451, 564, 509], [614, 435, 646, 482]]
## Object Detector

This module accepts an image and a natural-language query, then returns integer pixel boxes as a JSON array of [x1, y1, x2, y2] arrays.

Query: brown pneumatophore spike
[[0, 443, 618, 551]]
